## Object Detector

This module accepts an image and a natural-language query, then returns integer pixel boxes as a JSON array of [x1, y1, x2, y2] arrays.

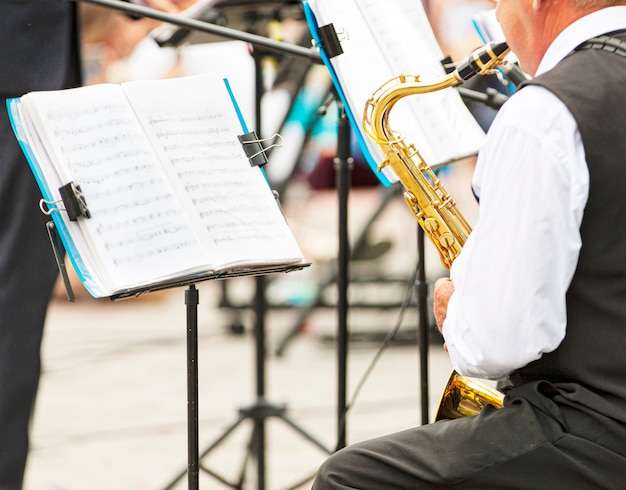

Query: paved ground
[[22, 178, 478, 490]]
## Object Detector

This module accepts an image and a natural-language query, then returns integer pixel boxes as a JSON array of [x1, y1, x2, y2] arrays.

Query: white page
[[308, 0, 485, 169], [20, 85, 210, 292], [8, 99, 109, 296], [121, 74, 304, 267], [17, 104, 108, 295]]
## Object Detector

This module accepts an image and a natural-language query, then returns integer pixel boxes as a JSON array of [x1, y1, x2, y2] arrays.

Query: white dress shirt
[[442, 6, 626, 380]]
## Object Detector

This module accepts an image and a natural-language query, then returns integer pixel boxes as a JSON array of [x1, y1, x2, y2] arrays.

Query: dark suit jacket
[[0, 2, 81, 486], [0, 0, 81, 96]]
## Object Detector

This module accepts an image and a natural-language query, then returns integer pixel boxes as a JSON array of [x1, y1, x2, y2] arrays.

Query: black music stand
[[46, 203, 310, 490], [110, 266, 313, 490], [189, 41, 332, 489], [76, 2, 335, 489], [162, 47, 335, 490], [148, 279, 332, 490]]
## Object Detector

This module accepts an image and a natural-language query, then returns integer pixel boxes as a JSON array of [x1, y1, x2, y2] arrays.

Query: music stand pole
[[185, 285, 200, 490], [73, 3, 334, 486], [416, 229, 430, 424], [334, 102, 352, 450], [76, 0, 322, 64], [252, 47, 268, 490]]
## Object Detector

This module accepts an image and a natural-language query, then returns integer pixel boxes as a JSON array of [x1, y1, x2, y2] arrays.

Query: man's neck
[[530, 1, 616, 74]]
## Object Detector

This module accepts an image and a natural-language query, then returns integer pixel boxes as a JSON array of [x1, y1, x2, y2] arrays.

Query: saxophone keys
[[423, 218, 440, 234], [403, 190, 419, 207], [439, 232, 456, 248]]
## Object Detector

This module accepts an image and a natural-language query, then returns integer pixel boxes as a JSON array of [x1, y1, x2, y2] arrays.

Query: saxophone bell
[[435, 371, 505, 421]]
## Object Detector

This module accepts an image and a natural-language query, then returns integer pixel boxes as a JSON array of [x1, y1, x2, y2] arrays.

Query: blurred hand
[[140, 0, 182, 13]]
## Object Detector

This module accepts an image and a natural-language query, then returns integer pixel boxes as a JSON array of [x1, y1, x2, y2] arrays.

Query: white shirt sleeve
[[442, 85, 589, 380]]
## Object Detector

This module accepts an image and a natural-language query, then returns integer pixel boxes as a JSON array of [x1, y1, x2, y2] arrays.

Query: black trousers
[[0, 101, 59, 489], [312, 382, 626, 489]]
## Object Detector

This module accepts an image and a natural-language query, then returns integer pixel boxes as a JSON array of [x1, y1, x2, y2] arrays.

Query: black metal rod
[[416, 228, 430, 424], [252, 47, 268, 490], [76, 0, 322, 64], [254, 277, 267, 490], [185, 285, 200, 490], [458, 87, 508, 110], [334, 103, 353, 450]]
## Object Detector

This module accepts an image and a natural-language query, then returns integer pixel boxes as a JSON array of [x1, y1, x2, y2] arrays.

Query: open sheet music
[[304, 0, 487, 185], [8, 74, 305, 298]]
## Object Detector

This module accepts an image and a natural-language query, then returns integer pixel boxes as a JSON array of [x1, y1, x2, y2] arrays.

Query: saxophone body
[[363, 73, 472, 268], [362, 42, 509, 420]]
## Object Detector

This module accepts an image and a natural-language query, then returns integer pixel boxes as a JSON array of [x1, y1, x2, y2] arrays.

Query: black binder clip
[[58, 182, 91, 221], [238, 131, 284, 168], [318, 23, 344, 58]]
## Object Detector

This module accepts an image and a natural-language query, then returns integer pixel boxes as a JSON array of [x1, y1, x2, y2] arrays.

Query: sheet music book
[[472, 8, 506, 44], [8, 74, 306, 299], [303, 0, 487, 186]]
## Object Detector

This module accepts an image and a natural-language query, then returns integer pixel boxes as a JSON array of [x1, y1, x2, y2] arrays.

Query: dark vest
[[511, 30, 626, 422]]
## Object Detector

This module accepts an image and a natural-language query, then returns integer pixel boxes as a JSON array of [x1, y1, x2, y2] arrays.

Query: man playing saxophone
[[312, 0, 626, 487]]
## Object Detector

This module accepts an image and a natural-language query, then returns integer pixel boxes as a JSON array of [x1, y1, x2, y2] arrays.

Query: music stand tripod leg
[[182, 275, 331, 490]]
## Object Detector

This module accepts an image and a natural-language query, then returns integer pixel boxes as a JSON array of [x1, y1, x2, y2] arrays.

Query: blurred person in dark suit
[[0, 1, 181, 487], [0, 3, 81, 488]]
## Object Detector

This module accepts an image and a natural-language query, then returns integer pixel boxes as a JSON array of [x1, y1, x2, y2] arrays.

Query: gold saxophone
[[363, 42, 509, 420]]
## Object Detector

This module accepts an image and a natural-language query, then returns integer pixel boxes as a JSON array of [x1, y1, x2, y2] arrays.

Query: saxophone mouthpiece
[[454, 41, 509, 81]]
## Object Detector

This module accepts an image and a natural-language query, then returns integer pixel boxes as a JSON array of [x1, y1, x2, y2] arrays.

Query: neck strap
[[576, 31, 626, 58]]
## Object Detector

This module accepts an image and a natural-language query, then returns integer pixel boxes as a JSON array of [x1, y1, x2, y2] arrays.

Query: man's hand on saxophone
[[433, 277, 454, 351]]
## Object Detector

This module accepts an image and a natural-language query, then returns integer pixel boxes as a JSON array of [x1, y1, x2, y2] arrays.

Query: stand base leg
[[162, 399, 333, 490]]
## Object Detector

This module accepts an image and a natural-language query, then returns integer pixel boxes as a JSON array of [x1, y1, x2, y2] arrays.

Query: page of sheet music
[[120, 74, 303, 267], [20, 85, 210, 292], [307, 0, 486, 168], [9, 100, 108, 296]]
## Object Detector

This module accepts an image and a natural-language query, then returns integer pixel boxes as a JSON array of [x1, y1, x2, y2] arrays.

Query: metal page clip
[[39, 181, 91, 221], [238, 132, 284, 168], [317, 23, 346, 58]]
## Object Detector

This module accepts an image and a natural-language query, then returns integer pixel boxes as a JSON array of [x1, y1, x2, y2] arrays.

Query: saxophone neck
[[364, 41, 510, 142], [453, 41, 510, 82]]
